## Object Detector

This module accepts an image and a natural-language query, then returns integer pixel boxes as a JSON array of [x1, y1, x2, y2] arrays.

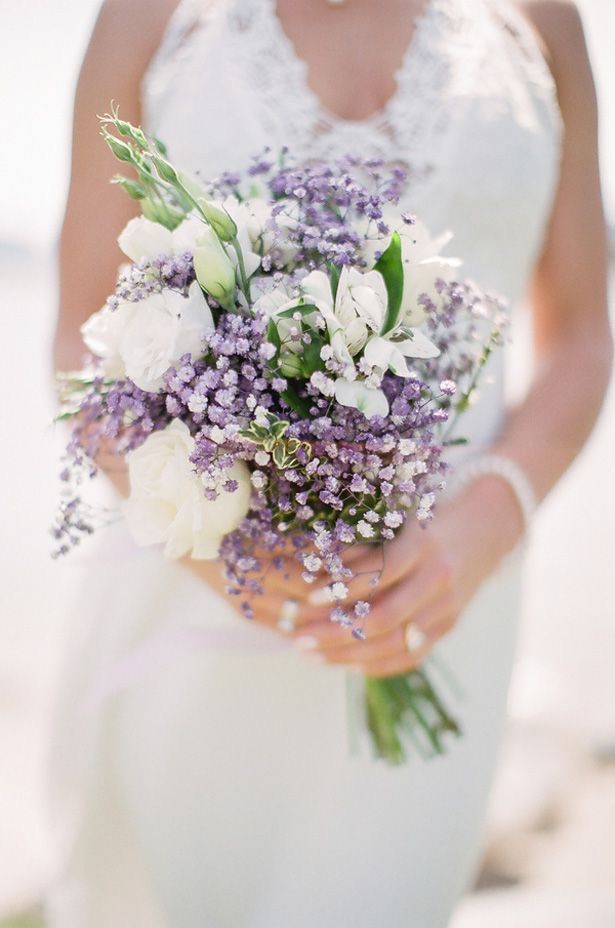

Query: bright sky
[[1, 0, 613, 249]]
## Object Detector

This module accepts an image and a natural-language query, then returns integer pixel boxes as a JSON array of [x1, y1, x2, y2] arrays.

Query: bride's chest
[[143, 0, 562, 295]]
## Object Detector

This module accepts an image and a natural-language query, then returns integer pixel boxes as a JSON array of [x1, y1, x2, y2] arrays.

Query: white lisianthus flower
[[363, 330, 440, 379], [197, 196, 263, 279], [362, 212, 461, 327], [81, 301, 135, 378], [229, 224, 262, 281], [333, 378, 389, 419], [81, 281, 214, 392], [222, 192, 300, 266], [124, 420, 251, 559], [223, 195, 271, 250], [300, 267, 388, 361], [118, 217, 173, 263], [118, 215, 205, 263]]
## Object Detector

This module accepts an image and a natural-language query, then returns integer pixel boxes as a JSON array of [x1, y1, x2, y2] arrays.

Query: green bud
[[153, 136, 168, 156], [193, 228, 237, 307], [152, 155, 180, 185], [103, 132, 134, 164], [178, 171, 207, 203], [196, 197, 237, 242], [141, 197, 185, 230], [278, 351, 304, 379], [112, 175, 146, 200]]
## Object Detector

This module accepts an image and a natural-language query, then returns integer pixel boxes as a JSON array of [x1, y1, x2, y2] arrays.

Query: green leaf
[[267, 319, 281, 352], [374, 231, 404, 335], [272, 445, 287, 468], [111, 175, 146, 200], [153, 135, 168, 156], [277, 302, 320, 320], [443, 437, 469, 447], [328, 262, 341, 300], [280, 384, 312, 417], [140, 197, 185, 230], [270, 420, 289, 439], [300, 337, 325, 377]]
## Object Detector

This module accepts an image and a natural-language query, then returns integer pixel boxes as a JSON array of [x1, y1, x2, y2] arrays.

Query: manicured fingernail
[[295, 636, 319, 651], [307, 587, 330, 605]]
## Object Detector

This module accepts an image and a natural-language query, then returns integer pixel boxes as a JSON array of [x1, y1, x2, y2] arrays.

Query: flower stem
[[365, 667, 461, 764]]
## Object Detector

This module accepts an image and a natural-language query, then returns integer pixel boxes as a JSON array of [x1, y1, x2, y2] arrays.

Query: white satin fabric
[[46, 1, 562, 925]]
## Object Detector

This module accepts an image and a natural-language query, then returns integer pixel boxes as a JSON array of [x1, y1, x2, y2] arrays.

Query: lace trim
[[488, 0, 564, 135], [142, 0, 562, 179], [141, 0, 218, 132], [224, 0, 477, 178]]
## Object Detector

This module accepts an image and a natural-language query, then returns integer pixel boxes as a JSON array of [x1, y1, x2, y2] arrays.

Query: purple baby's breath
[[54, 150, 507, 643]]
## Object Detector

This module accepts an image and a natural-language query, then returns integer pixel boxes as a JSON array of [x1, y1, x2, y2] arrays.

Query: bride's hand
[[186, 544, 366, 636], [291, 476, 524, 677]]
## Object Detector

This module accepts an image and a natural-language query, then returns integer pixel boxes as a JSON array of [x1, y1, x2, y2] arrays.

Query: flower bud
[[193, 228, 236, 307], [103, 133, 134, 163], [140, 197, 185, 230], [115, 120, 148, 148], [178, 171, 207, 202], [113, 175, 146, 200], [278, 352, 304, 379], [152, 155, 180, 185], [196, 198, 237, 241]]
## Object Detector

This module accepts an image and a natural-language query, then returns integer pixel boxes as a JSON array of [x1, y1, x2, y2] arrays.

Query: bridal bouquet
[[54, 107, 506, 764]]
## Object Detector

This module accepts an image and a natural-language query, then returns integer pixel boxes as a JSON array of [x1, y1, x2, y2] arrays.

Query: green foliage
[[374, 231, 404, 335], [239, 414, 311, 470]]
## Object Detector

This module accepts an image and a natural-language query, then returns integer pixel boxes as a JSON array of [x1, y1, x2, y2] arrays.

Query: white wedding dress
[[46, 0, 562, 925]]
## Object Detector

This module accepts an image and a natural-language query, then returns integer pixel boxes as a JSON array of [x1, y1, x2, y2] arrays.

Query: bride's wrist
[[451, 474, 526, 565]]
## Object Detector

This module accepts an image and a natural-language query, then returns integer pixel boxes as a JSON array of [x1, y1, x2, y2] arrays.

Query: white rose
[[82, 281, 214, 391], [118, 217, 174, 263], [118, 215, 208, 263], [120, 281, 214, 391], [81, 300, 135, 378], [124, 420, 251, 559]]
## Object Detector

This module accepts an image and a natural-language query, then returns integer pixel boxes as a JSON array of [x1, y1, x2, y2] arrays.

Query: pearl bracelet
[[448, 453, 537, 538]]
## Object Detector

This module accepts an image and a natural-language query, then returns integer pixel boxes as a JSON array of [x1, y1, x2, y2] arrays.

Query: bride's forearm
[[492, 329, 612, 504], [454, 326, 613, 563]]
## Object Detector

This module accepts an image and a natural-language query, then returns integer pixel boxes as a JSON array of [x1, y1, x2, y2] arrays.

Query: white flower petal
[[80, 302, 135, 378], [118, 217, 174, 262], [119, 283, 215, 392], [396, 330, 441, 359], [300, 270, 334, 310], [334, 378, 389, 418], [124, 421, 251, 560], [171, 215, 207, 255]]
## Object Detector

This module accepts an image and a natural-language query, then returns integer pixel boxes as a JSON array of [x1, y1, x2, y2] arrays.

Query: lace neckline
[[261, 0, 444, 130]]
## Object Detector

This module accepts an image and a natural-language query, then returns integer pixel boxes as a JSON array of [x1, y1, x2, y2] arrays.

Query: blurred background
[[1, 1, 614, 925]]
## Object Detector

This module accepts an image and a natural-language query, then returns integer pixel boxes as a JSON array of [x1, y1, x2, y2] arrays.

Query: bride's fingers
[[356, 604, 458, 678], [307, 532, 424, 606], [303, 595, 458, 668], [295, 559, 450, 650], [247, 590, 330, 631]]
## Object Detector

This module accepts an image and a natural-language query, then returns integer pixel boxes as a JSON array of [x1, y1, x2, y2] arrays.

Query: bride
[[49, 0, 610, 925]]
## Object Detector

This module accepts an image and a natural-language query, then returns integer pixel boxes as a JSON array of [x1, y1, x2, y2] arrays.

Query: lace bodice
[[142, 0, 562, 449]]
